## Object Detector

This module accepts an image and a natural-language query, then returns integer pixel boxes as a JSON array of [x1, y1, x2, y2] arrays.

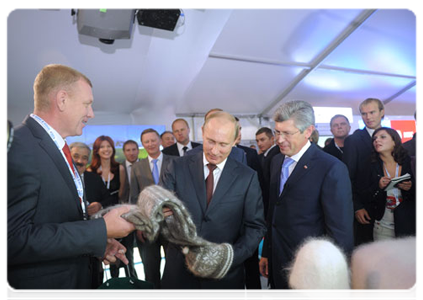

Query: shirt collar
[[126, 159, 138, 168], [366, 127, 375, 137], [203, 153, 227, 171], [289, 140, 311, 163], [30, 113, 65, 150], [148, 152, 163, 163], [177, 141, 191, 152], [264, 144, 276, 157]]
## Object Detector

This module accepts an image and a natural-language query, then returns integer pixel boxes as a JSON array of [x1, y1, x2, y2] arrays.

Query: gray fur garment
[[94, 185, 233, 280]]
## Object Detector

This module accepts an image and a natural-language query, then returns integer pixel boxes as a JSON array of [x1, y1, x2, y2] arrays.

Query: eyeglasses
[[274, 129, 300, 139]]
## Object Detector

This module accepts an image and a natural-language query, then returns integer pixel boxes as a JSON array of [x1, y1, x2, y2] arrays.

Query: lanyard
[[334, 141, 343, 153], [384, 162, 401, 206], [30, 114, 86, 216], [99, 165, 111, 190]]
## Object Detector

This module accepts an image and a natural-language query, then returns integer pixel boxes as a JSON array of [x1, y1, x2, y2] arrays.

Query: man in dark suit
[[256, 134, 277, 294], [255, 127, 279, 217], [160, 111, 267, 289], [234, 117, 263, 289], [234, 117, 262, 173], [343, 98, 385, 246], [162, 118, 201, 156], [323, 114, 351, 161], [7, 64, 135, 289], [160, 131, 176, 148], [185, 109, 247, 164], [404, 107, 420, 158], [130, 128, 173, 288], [259, 100, 353, 289]]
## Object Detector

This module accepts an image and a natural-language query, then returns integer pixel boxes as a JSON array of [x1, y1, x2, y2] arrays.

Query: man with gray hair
[[259, 100, 353, 289]]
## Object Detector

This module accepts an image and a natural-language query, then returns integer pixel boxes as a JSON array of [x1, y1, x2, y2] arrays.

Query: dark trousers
[[244, 247, 262, 289], [110, 232, 138, 278], [354, 220, 374, 247], [136, 234, 167, 288], [90, 257, 104, 288]]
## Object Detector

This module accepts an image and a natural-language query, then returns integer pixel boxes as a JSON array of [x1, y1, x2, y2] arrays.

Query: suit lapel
[[206, 158, 239, 213], [187, 153, 207, 214], [279, 144, 316, 198], [359, 129, 373, 151], [140, 158, 154, 185], [25, 116, 82, 214]]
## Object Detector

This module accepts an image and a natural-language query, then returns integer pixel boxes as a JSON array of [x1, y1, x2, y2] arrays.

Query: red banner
[[390, 120, 416, 143]]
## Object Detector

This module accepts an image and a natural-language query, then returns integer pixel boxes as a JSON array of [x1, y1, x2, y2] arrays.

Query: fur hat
[[289, 238, 351, 299]]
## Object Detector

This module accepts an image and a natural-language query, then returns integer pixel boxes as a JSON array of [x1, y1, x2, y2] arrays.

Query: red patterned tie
[[206, 163, 217, 206], [62, 143, 82, 204], [62, 143, 76, 175]]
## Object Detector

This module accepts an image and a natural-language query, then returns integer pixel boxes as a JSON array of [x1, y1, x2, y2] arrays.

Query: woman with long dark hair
[[368, 127, 415, 240], [88, 135, 124, 206], [87, 135, 126, 278]]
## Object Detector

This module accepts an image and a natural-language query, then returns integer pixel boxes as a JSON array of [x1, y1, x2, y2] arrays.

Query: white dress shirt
[[203, 153, 228, 193]]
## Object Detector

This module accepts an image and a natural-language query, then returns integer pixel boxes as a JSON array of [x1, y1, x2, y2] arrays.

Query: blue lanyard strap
[[30, 114, 86, 216]]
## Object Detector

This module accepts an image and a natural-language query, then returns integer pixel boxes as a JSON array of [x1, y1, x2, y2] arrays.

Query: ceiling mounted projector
[[136, 9, 181, 31], [76, 9, 136, 44], [75, 9, 182, 45]]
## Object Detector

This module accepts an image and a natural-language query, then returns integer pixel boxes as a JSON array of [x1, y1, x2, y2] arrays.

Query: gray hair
[[69, 142, 91, 153], [273, 100, 315, 132]]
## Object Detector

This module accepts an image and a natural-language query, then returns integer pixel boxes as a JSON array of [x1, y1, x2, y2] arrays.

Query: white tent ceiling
[[7, 9, 416, 128]]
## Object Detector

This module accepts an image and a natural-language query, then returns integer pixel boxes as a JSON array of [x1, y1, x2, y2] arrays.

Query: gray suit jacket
[[160, 151, 266, 289], [8, 115, 107, 289], [130, 154, 173, 204]]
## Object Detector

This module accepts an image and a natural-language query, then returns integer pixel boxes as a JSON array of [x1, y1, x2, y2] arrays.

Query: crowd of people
[[7, 64, 416, 290]]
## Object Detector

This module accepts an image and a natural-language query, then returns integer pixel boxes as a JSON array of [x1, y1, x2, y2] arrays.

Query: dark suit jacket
[[162, 141, 201, 157], [323, 138, 344, 161], [258, 145, 280, 217], [367, 156, 416, 237], [343, 128, 373, 212], [83, 171, 114, 208], [160, 152, 267, 289], [130, 154, 173, 204], [236, 144, 261, 172], [403, 133, 416, 157], [8, 115, 107, 289], [263, 143, 354, 289]]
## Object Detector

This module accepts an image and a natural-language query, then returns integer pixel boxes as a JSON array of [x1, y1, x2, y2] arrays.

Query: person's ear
[[304, 125, 315, 139], [55, 89, 68, 112]]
